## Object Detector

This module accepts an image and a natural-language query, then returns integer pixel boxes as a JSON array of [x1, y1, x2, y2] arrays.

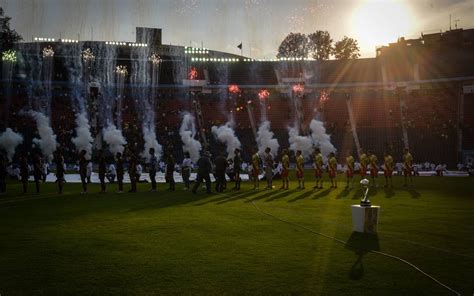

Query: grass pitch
[[0, 175, 473, 295]]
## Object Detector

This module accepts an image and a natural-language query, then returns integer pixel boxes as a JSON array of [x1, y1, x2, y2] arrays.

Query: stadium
[[1, 5, 474, 296]]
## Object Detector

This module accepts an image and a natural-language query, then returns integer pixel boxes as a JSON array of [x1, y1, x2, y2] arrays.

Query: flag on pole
[[237, 43, 242, 50]]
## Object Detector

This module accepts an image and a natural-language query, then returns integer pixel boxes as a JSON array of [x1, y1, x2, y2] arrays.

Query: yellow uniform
[[296, 155, 304, 178], [403, 152, 413, 175], [328, 156, 337, 178], [252, 153, 260, 177], [384, 155, 394, 176], [369, 154, 378, 177], [346, 155, 354, 177], [314, 153, 323, 177], [281, 154, 290, 177], [360, 153, 368, 176]]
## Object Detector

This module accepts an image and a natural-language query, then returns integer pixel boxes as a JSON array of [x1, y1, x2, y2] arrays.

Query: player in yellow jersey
[[359, 149, 368, 179], [328, 152, 338, 188], [280, 149, 290, 190], [368, 150, 378, 187], [345, 154, 355, 188], [383, 151, 394, 188], [251, 148, 260, 190], [296, 150, 305, 189], [403, 148, 413, 187], [313, 148, 323, 189]]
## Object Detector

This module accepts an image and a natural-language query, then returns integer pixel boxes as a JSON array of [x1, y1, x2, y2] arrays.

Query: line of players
[[0, 145, 414, 195]]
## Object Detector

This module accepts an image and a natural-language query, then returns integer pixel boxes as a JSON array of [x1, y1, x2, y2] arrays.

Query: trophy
[[360, 179, 371, 207]]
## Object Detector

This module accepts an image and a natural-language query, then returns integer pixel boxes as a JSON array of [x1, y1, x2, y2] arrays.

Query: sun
[[350, 0, 415, 55]]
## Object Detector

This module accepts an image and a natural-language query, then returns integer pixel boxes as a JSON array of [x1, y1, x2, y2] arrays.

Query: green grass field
[[0, 175, 473, 295]]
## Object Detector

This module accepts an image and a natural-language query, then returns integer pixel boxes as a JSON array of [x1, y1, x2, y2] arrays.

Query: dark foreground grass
[[0, 175, 473, 295]]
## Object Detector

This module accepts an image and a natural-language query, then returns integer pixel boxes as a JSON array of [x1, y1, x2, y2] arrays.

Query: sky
[[1, 0, 474, 58]]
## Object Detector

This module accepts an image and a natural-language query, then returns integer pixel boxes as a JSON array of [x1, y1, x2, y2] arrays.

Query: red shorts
[[281, 168, 289, 178], [252, 168, 259, 177], [329, 170, 336, 178], [384, 169, 392, 177], [346, 169, 353, 178], [370, 168, 378, 177], [360, 166, 367, 176], [314, 168, 322, 178], [296, 170, 304, 179]]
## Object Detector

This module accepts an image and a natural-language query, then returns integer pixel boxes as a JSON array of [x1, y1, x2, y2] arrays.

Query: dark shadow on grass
[[336, 187, 352, 199], [216, 190, 260, 204], [126, 191, 211, 212], [288, 190, 314, 202], [265, 190, 292, 202], [244, 190, 277, 203], [312, 188, 331, 199], [345, 232, 380, 280], [351, 188, 363, 200], [384, 187, 395, 198]]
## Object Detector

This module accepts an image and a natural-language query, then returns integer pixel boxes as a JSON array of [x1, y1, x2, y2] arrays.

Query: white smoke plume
[[310, 119, 336, 158], [0, 128, 24, 161], [211, 122, 241, 159], [256, 120, 279, 156], [71, 112, 94, 160], [30, 111, 57, 161], [103, 124, 127, 155], [179, 113, 202, 162], [141, 126, 163, 161], [288, 127, 313, 159]]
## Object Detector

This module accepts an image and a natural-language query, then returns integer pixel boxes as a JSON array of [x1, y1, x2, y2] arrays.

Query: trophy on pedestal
[[360, 179, 371, 207]]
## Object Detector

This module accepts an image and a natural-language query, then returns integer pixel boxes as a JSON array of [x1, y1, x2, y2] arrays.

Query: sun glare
[[350, 0, 415, 54]]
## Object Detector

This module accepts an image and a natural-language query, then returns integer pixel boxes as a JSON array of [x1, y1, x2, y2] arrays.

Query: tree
[[307, 30, 333, 61], [333, 36, 360, 60], [0, 7, 22, 52], [276, 33, 308, 59]]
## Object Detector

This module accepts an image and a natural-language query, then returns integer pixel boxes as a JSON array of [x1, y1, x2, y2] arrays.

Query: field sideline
[[0, 174, 473, 295]]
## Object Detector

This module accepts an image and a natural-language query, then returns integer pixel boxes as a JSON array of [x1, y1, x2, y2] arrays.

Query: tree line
[[277, 31, 360, 61]]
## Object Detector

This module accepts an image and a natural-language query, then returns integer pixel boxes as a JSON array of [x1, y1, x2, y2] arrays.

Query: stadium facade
[[1, 27, 474, 165]]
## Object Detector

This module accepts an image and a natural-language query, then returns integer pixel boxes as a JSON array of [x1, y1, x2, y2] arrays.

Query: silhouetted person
[[33, 153, 43, 194], [192, 151, 212, 194], [79, 150, 88, 194], [54, 150, 65, 194], [166, 153, 175, 191], [181, 152, 192, 190], [116, 152, 124, 193], [214, 153, 228, 193], [233, 148, 242, 190], [20, 154, 29, 194], [263, 147, 274, 189], [128, 154, 137, 193], [148, 148, 158, 192], [98, 149, 107, 193], [0, 153, 7, 195]]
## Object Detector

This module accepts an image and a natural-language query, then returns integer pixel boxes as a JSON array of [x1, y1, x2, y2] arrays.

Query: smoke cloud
[[256, 120, 279, 156], [30, 111, 57, 161], [141, 126, 163, 161], [179, 113, 202, 162], [0, 128, 24, 161], [211, 122, 241, 158], [71, 112, 94, 160], [310, 119, 336, 158], [288, 127, 313, 159], [103, 124, 127, 155]]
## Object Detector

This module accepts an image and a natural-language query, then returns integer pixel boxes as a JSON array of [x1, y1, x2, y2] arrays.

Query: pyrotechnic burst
[[188, 67, 198, 80], [228, 84, 240, 94], [258, 89, 270, 100], [319, 90, 329, 103], [149, 52, 162, 65], [115, 65, 128, 76], [292, 84, 304, 95], [81, 48, 95, 62], [2, 49, 17, 62], [42, 46, 54, 58]]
